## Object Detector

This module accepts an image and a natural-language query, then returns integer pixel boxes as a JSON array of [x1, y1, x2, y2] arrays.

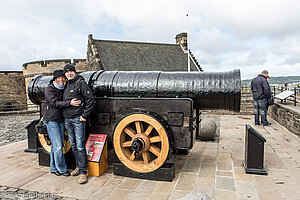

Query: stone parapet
[[269, 103, 300, 136], [23, 59, 86, 78], [0, 71, 26, 111]]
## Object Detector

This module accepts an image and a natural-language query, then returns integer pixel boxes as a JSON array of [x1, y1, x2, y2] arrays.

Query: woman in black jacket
[[44, 70, 81, 176]]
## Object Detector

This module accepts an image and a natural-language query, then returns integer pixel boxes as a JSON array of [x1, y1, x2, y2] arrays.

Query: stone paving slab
[[0, 115, 300, 199]]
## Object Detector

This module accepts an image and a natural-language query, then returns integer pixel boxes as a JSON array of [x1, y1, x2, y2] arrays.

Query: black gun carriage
[[28, 70, 241, 174]]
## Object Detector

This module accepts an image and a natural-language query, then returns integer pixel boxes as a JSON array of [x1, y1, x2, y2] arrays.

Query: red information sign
[[85, 133, 107, 162]]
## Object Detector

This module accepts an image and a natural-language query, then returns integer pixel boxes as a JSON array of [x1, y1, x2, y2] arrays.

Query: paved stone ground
[[0, 115, 300, 200]]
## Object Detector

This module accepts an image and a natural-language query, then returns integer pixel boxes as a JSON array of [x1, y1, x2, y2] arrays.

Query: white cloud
[[0, 0, 299, 80]]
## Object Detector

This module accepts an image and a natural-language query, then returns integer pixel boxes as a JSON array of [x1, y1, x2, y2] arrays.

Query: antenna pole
[[187, 14, 190, 72]]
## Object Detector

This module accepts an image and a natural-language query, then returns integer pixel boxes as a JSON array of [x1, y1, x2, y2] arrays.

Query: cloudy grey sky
[[0, 0, 299, 79]]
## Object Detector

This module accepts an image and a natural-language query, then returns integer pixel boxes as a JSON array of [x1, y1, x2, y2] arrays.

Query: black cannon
[[28, 70, 241, 174]]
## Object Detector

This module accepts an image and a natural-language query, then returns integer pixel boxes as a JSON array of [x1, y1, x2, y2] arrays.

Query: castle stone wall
[[0, 71, 26, 111], [269, 103, 300, 136]]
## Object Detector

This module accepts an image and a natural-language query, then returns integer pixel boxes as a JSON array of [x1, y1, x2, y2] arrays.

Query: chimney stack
[[175, 33, 188, 51]]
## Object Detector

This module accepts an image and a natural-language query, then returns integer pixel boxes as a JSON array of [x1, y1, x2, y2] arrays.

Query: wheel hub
[[131, 138, 145, 152], [131, 133, 151, 152]]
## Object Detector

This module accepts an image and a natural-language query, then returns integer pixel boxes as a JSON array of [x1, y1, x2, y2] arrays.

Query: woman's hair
[[54, 76, 66, 85]]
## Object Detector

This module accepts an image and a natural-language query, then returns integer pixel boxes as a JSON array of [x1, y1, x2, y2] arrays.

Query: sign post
[[85, 133, 108, 176]]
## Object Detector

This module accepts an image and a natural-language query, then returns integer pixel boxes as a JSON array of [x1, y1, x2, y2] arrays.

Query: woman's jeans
[[253, 98, 268, 125], [44, 121, 68, 173], [65, 116, 88, 175]]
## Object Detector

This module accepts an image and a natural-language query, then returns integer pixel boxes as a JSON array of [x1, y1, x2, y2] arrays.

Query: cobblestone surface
[[0, 113, 39, 146]]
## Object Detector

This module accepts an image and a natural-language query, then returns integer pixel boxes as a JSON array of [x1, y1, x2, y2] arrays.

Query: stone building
[[19, 32, 201, 106], [86, 33, 202, 71]]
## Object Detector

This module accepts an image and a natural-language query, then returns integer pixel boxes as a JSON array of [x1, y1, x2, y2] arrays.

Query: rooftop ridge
[[92, 39, 179, 47]]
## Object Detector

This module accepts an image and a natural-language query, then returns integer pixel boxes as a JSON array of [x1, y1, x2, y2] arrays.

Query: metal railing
[[271, 86, 300, 106], [242, 85, 299, 106], [0, 91, 39, 113]]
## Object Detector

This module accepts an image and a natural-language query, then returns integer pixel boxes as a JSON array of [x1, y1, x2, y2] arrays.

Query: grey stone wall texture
[[269, 103, 300, 136], [0, 71, 26, 111]]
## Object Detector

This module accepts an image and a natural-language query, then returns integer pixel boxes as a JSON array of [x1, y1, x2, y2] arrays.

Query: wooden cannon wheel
[[113, 113, 170, 173], [38, 118, 71, 154]]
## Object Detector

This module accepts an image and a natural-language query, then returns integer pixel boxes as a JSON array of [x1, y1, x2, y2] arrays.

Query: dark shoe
[[61, 171, 70, 176], [255, 123, 261, 126], [263, 124, 271, 127], [52, 171, 61, 176]]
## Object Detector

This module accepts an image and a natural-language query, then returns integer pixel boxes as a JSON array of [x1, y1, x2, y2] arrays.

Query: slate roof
[[92, 39, 202, 71]]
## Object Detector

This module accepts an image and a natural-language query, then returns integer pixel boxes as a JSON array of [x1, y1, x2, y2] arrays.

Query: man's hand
[[70, 98, 81, 106], [80, 116, 86, 122]]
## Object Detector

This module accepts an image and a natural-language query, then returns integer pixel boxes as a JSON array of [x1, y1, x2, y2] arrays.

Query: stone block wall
[[86, 34, 103, 71], [0, 71, 26, 111], [269, 103, 300, 136], [240, 89, 254, 115]]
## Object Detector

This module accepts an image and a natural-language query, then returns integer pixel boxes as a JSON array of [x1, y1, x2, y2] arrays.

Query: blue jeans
[[254, 98, 268, 125], [44, 121, 68, 173], [65, 116, 88, 175]]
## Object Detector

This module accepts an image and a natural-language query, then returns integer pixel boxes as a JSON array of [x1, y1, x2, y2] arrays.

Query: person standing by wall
[[63, 64, 95, 184], [251, 70, 272, 126], [44, 69, 81, 176]]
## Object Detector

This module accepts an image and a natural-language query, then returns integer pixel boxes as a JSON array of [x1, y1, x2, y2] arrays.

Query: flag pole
[[187, 13, 190, 72]]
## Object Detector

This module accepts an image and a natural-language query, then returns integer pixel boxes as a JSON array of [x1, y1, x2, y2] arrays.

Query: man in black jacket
[[251, 70, 271, 126], [63, 64, 95, 184]]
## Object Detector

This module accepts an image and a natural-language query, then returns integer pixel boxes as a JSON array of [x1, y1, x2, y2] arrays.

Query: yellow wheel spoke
[[124, 127, 136, 138], [135, 121, 144, 134], [142, 152, 150, 164], [144, 125, 154, 136], [130, 152, 136, 161], [149, 145, 161, 156], [150, 136, 161, 143], [122, 141, 132, 147]]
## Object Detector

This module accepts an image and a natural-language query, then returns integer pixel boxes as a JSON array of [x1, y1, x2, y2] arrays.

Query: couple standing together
[[43, 64, 95, 184]]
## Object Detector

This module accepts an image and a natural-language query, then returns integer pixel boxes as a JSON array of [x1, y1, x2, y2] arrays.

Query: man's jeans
[[65, 116, 88, 175], [44, 121, 68, 173], [254, 98, 268, 125]]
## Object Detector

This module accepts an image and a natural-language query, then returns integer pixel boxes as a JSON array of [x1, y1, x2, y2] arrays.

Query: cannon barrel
[[28, 70, 241, 111]]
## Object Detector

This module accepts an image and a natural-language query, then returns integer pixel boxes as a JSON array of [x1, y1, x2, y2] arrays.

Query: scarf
[[53, 82, 64, 90]]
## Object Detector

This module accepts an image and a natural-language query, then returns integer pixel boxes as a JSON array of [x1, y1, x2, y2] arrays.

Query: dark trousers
[[253, 98, 268, 126], [65, 116, 88, 174]]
